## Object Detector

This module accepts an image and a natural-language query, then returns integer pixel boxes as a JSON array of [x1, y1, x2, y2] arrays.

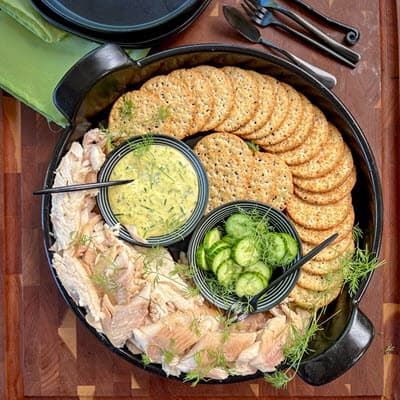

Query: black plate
[[41, 44, 383, 386], [31, 0, 210, 47]]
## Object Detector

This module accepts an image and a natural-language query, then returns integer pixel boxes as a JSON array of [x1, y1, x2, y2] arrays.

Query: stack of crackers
[[108, 66, 357, 310]]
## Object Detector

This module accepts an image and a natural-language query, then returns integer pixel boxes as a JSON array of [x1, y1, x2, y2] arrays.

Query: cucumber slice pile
[[194, 212, 299, 298]]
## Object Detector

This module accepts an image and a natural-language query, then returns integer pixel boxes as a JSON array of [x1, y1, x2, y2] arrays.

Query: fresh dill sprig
[[284, 313, 321, 364], [189, 317, 202, 337], [352, 224, 363, 245], [129, 134, 154, 157], [264, 309, 322, 389], [183, 349, 228, 387], [119, 98, 135, 120], [90, 256, 121, 294], [264, 370, 292, 389], [341, 245, 384, 296], [154, 105, 171, 125], [162, 348, 176, 365], [141, 353, 151, 366], [246, 141, 260, 153]]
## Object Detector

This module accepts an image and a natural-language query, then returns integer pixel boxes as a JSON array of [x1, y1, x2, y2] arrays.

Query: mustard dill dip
[[108, 140, 199, 239]]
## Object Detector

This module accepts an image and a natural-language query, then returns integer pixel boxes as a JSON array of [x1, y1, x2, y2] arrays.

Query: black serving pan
[[41, 43, 383, 386], [31, 0, 211, 48]]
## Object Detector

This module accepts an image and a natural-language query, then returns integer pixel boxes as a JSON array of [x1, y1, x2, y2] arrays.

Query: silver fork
[[242, 0, 356, 68]]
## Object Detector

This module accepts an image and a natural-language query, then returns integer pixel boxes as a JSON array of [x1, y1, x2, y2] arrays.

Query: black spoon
[[228, 232, 339, 322], [33, 179, 133, 195]]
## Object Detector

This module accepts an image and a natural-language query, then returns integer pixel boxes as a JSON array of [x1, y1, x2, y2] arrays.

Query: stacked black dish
[[31, 0, 211, 47]]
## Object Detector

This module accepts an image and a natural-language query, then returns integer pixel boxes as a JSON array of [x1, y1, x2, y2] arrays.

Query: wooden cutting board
[[0, 0, 399, 399]]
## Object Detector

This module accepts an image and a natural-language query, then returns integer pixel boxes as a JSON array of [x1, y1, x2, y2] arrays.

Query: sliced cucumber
[[221, 235, 237, 246], [207, 240, 230, 259], [216, 259, 241, 287], [195, 244, 208, 270], [264, 232, 286, 266], [280, 233, 299, 266], [203, 228, 221, 250], [246, 261, 271, 283], [210, 248, 231, 274], [235, 272, 266, 297], [232, 237, 261, 267], [225, 213, 255, 239]]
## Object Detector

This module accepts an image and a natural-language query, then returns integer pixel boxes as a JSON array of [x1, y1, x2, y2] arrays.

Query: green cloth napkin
[[0, 6, 149, 127], [0, 0, 67, 42]]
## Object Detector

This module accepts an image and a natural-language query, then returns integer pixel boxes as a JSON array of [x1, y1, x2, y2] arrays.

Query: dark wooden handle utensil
[[263, 1, 361, 64], [286, 0, 360, 45], [223, 5, 337, 88], [241, 0, 357, 68], [33, 179, 133, 195]]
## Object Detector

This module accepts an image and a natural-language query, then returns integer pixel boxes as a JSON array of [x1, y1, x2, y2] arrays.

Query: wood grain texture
[[0, 0, 399, 398]]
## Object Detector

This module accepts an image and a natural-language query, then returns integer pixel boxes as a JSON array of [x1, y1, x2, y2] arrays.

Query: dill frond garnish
[[264, 309, 322, 389], [264, 370, 293, 389], [341, 245, 384, 296], [141, 353, 151, 366], [155, 105, 171, 124], [189, 317, 202, 337], [352, 224, 363, 245], [183, 349, 228, 387], [90, 260, 120, 295], [119, 98, 135, 120], [129, 134, 154, 157], [246, 141, 260, 153]]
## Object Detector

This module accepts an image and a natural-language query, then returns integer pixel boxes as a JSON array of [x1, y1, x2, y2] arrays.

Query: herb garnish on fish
[[264, 309, 322, 389]]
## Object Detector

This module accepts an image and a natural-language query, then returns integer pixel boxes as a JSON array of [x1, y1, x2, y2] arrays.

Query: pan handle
[[297, 306, 374, 386], [53, 43, 134, 124]]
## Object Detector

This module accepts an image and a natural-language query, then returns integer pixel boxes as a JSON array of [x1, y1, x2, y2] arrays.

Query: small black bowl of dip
[[97, 134, 208, 247]]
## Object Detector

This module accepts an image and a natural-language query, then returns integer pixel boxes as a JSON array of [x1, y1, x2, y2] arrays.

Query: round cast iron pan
[[40, 44, 383, 386]]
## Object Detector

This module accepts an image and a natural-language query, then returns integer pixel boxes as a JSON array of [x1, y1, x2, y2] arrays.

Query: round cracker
[[169, 68, 213, 133], [302, 233, 354, 262], [268, 154, 293, 210], [246, 152, 277, 205], [253, 84, 303, 146], [294, 207, 355, 245], [298, 269, 344, 292], [194, 132, 253, 212], [290, 124, 345, 178], [263, 95, 314, 153], [303, 240, 355, 275], [286, 194, 351, 230], [215, 67, 259, 132], [274, 107, 329, 165], [289, 285, 342, 309], [108, 90, 173, 139], [293, 145, 354, 193], [294, 168, 356, 205], [189, 66, 234, 131], [234, 74, 276, 135], [141, 75, 194, 139], [244, 81, 289, 140]]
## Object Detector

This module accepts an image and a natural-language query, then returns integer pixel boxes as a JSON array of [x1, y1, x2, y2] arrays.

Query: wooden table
[[0, 0, 399, 399]]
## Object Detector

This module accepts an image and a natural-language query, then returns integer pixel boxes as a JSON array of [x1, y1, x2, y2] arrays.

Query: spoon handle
[[33, 179, 133, 195], [250, 233, 339, 308], [259, 37, 337, 89]]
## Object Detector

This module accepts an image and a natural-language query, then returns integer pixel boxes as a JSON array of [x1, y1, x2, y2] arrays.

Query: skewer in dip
[[108, 139, 199, 239]]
